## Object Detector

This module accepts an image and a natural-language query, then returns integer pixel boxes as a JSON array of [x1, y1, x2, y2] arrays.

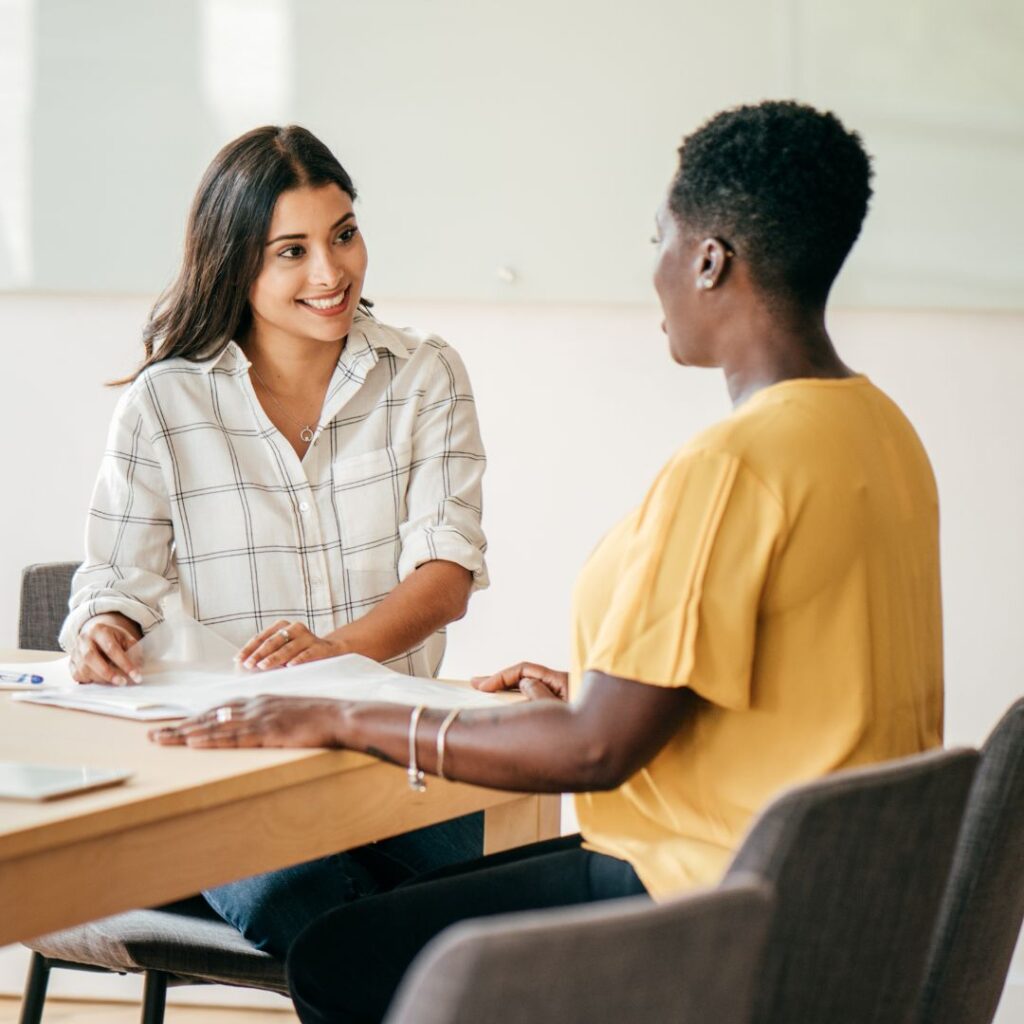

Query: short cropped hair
[[669, 100, 873, 306]]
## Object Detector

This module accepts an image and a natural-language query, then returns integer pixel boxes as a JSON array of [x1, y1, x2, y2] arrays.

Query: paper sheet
[[5, 614, 502, 720]]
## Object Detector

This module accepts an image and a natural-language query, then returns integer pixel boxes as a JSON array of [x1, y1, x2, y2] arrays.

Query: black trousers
[[286, 833, 648, 1024]]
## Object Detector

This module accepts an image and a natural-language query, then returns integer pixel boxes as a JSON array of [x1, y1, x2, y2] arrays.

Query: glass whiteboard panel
[[1, 0, 1021, 308]]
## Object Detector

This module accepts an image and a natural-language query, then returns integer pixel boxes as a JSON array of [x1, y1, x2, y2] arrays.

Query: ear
[[694, 238, 732, 292]]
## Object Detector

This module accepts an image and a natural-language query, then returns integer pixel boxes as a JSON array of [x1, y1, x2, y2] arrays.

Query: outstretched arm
[[151, 670, 699, 793]]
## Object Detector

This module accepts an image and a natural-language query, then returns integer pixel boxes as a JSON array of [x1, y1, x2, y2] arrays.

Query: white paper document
[[5, 613, 502, 721], [6, 653, 502, 721]]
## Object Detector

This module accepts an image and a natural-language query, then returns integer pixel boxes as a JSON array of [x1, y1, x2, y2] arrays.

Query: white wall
[[1, 294, 1021, 1016], [12, 1, 1024, 311]]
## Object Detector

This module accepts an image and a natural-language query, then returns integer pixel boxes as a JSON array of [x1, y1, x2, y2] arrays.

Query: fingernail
[[257, 660, 268, 671], [130, 671, 142, 683], [114, 675, 127, 686], [244, 659, 255, 669]]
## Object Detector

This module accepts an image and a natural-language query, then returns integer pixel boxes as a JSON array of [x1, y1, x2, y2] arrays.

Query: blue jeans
[[203, 812, 483, 958]]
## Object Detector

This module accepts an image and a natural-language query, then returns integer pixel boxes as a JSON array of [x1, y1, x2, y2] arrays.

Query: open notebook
[[3, 614, 502, 721], [5, 654, 503, 720]]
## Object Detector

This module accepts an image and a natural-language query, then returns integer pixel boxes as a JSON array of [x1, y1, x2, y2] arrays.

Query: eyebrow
[[266, 213, 354, 246]]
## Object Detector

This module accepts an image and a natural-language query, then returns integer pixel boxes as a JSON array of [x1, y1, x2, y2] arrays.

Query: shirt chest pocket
[[331, 442, 413, 561]]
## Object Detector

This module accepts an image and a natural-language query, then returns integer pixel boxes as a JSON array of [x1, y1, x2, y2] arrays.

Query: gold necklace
[[249, 364, 319, 443]]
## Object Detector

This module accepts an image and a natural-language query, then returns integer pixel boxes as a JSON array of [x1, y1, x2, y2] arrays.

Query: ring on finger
[[215, 706, 235, 724], [277, 627, 291, 641]]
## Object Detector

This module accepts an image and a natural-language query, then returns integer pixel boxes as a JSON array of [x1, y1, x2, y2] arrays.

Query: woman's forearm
[[326, 559, 473, 664], [152, 671, 696, 788], [337, 698, 622, 793]]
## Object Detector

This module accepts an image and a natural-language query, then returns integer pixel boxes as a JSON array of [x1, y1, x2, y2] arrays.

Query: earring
[[699, 278, 714, 290]]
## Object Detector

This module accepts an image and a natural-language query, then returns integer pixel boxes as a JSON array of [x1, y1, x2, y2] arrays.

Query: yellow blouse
[[572, 376, 943, 898]]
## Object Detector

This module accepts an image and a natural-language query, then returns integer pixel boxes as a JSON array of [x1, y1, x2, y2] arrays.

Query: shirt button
[[299, 501, 310, 513]]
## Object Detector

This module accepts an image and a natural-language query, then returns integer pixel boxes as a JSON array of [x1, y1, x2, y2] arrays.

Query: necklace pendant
[[300, 427, 315, 443]]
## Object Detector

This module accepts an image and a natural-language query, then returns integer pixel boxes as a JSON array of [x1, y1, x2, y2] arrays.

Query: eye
[[336, 226, 359, 244], [277, 245, 305, 260]]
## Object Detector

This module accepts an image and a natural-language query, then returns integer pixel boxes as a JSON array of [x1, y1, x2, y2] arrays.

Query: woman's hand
[[149, 695, 347, 748], [69, 614, 143, 686], [237, 621, 348, 671], [472, 662, 569, 702]]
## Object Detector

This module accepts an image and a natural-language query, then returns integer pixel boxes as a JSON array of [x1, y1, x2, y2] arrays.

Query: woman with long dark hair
[[155, 101, 944, 1024], [62, 126, 489, 953]]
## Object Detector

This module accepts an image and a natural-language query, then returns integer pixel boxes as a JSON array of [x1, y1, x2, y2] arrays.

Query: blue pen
[[0, 671, 45, 684]]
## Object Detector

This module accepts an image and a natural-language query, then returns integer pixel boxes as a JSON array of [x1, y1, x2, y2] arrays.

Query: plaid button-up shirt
[[61, 314, 489, 677]]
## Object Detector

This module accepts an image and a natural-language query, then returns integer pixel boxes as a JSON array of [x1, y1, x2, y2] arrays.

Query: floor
[[0, 998, 300, 1023]]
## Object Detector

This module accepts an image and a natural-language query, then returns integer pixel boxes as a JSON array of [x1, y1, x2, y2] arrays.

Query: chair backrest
[[725, 747, 979, 1024], [914, 699, 1024, 1024], [384, 876, 774, 1024], [18, 562, 79, 651]]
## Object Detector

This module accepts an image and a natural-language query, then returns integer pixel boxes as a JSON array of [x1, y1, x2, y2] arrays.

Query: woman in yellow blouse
[[153, 100, 943, 1024]]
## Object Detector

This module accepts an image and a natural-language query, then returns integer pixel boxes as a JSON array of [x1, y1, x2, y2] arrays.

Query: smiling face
[[247, 183, 368, 347]]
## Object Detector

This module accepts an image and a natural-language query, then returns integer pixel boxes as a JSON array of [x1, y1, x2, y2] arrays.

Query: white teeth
[[303, 291, 347, 310]]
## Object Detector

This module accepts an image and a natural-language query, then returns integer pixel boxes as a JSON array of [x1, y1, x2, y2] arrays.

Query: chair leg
[[140, 971, 168, 1024], [18, 953, 51, 1024]]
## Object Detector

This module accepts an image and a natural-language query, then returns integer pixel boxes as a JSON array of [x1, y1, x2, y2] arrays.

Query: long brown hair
[[119, 125, 370, 383]]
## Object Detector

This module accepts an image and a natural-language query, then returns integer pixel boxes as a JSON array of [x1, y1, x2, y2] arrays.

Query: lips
[[298, 286, 350, 316]]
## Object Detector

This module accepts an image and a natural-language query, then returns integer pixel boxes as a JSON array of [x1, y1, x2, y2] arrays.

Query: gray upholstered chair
[[725, 746, 979, 1024], [913, 698, 1024, 1024], [386, 749, 977, 1024], [17, 561, 78, 651], [17, 562, 287, 1024], [384, 876, 774, 1024]]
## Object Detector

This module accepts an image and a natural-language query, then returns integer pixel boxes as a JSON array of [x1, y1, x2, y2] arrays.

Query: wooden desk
[[0, 650, 559, 946]]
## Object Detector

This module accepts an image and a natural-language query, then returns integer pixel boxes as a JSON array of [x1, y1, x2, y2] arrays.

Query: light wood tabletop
[[0, 650, 559, 946]]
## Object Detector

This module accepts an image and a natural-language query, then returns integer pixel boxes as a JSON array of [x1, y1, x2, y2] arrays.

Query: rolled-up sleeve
[[59, 389, 176, 649], [397, 341, 489, 589]]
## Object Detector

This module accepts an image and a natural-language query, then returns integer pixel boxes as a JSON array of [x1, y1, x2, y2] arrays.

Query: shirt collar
[[196, 341, 247, 375], [348, 311, 412, 361], [195, 311, 410, 376]]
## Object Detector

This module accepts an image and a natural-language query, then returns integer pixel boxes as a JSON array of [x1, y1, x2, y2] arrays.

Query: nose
[[307, 245, 344, 290]]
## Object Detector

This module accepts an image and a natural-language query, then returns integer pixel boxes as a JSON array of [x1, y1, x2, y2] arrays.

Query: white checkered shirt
[[60, 314, 489, 677]]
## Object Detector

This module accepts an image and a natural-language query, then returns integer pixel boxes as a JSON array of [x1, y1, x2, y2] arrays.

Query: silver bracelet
[[407, 704, 427, 792], [435, 708, 461, 781]]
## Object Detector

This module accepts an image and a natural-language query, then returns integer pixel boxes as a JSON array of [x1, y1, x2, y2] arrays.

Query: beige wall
[[1, 294, 1021, 1016]]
